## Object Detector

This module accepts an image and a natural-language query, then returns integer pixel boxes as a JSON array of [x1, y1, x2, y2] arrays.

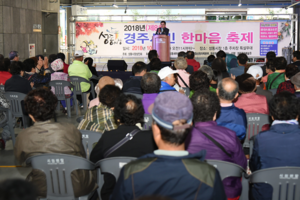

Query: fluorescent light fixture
[[112, 4, 118, 8], [238, 0, 242, 6]]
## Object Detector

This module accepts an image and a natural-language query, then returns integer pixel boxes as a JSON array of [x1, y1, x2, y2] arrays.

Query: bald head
[[217, 77, 239, 101], [98, 76, 115, 91]]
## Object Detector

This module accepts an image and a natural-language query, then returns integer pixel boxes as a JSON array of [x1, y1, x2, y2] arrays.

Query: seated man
[[230, 53, 248, 77], [0, 59, 12, 85], [158, 67, 178, 92], [186, 89, 247, 200], [68, 50, 92, 103], [291, 72, 300, 98], [276, 64, 299, 94], [111, 91, 226, 200], [78, 85, 120, 133], [14, 88, 97, 199], [5, 61, 32, 94], [186, 51, 200, 71], [250, 92, 300, 200], [216, 78, 247, 141], [266, 57, 287, 90], [90, 94, 157, 200], [141, 73, 161, 114], [0, 179, 37, 200], [235, 74, 269, 115], [189, 70, 210, 97], [0, 90, 11, 150], [247, 65, 273, 103], [89, 76, 115, 108], [174, 57, 190, 87], [123, 61, 147, 95]]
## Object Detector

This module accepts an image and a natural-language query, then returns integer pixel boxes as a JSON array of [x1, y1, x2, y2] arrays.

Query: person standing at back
[[68, 50, 92, 104], [186, 51, 200, 72]]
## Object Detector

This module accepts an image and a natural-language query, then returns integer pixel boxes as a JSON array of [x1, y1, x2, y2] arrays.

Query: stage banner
[[75, 20, 291, 58]]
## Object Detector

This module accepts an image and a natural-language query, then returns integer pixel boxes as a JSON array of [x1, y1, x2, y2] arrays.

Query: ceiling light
[[113, 4, 118, 8], [238, 0, 242, 6]]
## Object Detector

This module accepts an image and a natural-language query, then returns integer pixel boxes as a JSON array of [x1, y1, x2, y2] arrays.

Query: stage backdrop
[[75, 20, 291, 58]]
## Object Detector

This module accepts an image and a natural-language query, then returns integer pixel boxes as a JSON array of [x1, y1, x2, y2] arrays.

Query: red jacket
[[63, 62, 70, 74], [0, 71, 12, 85], [234, 92, 269, 115], [186, 59, 200, 71]]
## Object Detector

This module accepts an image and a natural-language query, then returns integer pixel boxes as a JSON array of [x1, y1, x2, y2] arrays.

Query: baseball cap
[[247, 65, 263, 80], [9, 51, 18, 60], [291, 72, 300, 86], [74, 50, 84, 57], [158, 67, 179, 80], [149, 91, 193, 130]]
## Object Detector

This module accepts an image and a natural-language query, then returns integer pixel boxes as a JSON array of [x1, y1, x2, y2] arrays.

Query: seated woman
[[90, 94, 157, 200], [14, 88, 97, 199], [50, 58, 72, 114], [0, 58, 12, 85]]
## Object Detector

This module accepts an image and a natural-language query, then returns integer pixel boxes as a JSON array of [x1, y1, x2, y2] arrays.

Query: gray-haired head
[[199, 65, 214, 81], [217, 77, 239, 101]]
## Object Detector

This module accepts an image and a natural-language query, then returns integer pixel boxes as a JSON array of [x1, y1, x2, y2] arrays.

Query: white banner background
[[75, 21, 291, 58]]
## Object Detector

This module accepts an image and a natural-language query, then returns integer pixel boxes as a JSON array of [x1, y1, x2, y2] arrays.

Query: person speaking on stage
[[155, 21, 169, 35]]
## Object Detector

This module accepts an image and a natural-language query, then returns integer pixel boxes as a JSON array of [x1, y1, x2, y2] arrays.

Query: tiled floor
[[0, 109, 82, 182]]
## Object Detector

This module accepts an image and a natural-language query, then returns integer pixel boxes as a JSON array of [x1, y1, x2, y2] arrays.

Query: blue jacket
[[110, 151, 227, 200], [216, 105, 247, 140], [159, 81, 176, 93], [250, 124, 300, 200]]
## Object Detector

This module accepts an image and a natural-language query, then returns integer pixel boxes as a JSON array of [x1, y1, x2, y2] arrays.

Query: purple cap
[[149, 91, 193, 130], [9, 51, 18, 60]]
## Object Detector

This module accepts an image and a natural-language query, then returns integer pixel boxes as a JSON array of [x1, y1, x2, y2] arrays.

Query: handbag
[[103, 129, 140, 158]]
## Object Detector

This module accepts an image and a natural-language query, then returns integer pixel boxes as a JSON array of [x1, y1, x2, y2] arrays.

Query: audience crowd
[[0, 48, 300, 200]]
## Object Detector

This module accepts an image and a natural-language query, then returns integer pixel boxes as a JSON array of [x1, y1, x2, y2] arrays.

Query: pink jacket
[[234, 92, 269, 115], [177, 69, 190, 87]]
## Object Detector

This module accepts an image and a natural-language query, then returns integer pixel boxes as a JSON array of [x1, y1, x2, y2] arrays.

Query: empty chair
[[143, 114, 153, 130], [249, 167, 300, 200], [25, 153, 96, 200], [69, 76, 95, 112], [49, 80, 78, 117], [0, 107, 15, 146], [243, 113, 270, 149], [124, 92, 143, 99], [80, 130, 102, 159], [181, 87, 190, 97], [95, 157, 137, 198], [207, 160, 249, 200], [268, 88, 277, 95], [4, 92, 30, 128]]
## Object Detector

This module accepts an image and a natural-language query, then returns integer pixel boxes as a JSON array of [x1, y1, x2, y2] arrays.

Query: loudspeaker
[[107, 60, 128, 71]]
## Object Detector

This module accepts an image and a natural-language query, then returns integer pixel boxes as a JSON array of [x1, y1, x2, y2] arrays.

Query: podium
[[152, 35, 170, 62]]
